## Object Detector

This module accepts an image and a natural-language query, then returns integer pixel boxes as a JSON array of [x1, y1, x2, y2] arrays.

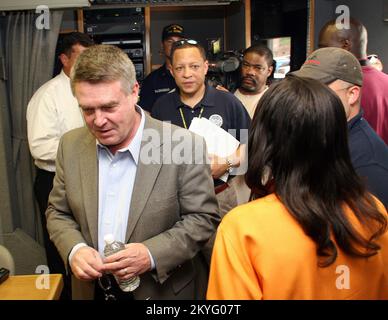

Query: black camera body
[[207, 50, 242, 92]]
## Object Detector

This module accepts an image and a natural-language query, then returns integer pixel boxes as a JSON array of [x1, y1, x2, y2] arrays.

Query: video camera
[[206, 38, 242, 92]]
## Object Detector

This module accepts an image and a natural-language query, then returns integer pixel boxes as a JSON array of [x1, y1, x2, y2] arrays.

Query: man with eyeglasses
[[234, 44, 274, 119], [151, 39, 250, 237], [290, 47, 388, 209], [138, 24, 185, 112], [230, 45, 274, 205]]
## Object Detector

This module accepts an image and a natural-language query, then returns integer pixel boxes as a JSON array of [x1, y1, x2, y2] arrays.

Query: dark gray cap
[[290, 47, 363, 86], [162, 24, 185, 41]]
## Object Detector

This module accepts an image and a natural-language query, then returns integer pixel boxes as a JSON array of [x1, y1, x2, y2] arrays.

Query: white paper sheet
[[189, 117, 240, 182]]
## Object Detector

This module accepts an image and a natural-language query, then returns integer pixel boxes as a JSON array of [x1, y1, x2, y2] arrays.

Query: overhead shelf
[[88, 0, 240, 8], [0, 0, 90, 11]]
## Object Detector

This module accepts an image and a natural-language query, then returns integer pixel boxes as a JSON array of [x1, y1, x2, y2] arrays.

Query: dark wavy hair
[[245, 75, 387, 267], [243, 44, 274, 70], [57, 32, 93, 57]]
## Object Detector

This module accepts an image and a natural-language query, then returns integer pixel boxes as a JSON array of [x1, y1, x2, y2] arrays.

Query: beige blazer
[[46, 114, 220, 300]]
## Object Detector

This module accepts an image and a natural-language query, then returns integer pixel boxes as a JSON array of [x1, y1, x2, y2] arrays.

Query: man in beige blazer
[[46, 45, 220, 300]]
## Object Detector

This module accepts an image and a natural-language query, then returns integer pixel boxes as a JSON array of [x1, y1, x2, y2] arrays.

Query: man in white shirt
[[26, 32, 93, 298], [234, 44, 274, 118]]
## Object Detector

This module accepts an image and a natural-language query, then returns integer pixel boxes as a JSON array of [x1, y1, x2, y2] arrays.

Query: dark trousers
[[34, 167, 71, 300]]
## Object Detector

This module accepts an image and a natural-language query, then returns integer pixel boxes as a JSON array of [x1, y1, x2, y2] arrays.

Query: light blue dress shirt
[[97, 107, 145, 256], [69, 107, 155, 269]]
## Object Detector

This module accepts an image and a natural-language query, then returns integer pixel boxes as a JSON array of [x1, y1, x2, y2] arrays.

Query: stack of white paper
[[189, 117, 240, 182]]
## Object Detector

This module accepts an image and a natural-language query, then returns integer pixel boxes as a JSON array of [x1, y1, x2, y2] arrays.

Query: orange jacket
[[207, 193, 388, 299]]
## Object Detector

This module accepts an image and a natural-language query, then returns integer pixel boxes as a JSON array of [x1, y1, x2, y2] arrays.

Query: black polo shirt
[[138, 64, 177, 113], [151, 84, 250, 144], [152, 84, 250, 188], [348, 110, 388, 209]]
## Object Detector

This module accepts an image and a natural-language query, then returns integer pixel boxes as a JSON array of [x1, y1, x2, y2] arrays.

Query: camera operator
[[138, 24, 185, 112], [234, 44, 274, 118]]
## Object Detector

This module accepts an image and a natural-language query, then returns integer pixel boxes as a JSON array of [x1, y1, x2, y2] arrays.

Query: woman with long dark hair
[[207, 76, 388, 299]]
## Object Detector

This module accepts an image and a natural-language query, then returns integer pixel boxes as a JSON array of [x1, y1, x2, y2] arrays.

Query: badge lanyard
[[179, 106, 204, 129]]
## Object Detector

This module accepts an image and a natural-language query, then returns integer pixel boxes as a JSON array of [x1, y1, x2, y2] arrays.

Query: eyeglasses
[[98, 275, 116, 301], [241, 60, 267, 73], [171, 39, 198, 50]]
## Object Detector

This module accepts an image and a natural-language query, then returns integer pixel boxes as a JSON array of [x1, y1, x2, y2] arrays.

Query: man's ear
[[348, 85, 360, 105], [167, 64, 173, 76], [204, 60, 209, 75], [131, 82, 140, 97], [341, 39, 351, 51], [59, 53, 70, 68], [267, 65, 274, 77]]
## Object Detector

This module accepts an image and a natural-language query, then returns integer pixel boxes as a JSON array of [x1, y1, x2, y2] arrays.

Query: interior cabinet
[[147, 3, 249, 71], [83, 7, 147, 80], [59, 0, 250, 79]]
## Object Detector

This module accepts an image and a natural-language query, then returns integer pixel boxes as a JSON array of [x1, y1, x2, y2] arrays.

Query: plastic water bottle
[[103, 234, 140, 292]]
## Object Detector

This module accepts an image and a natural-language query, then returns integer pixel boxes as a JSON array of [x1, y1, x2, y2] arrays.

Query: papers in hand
[[188, 117, 240, 182]]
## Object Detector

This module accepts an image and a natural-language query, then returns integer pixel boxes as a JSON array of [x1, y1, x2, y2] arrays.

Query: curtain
[[4, 10, 63, 243], [0, 15, 16, 240]]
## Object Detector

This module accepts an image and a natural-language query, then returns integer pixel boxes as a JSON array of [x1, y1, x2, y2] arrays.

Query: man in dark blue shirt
[[152, 39, 251, 220], [138, 24, 185, 112], [291, 47, 388, 209]]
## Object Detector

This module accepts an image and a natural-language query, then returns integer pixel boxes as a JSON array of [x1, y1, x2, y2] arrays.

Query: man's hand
[[209, 154, 229, 179], [209, 146, 243, 179], [70, 246, 104, 281], [102, 243, 151, 281], [215, 85, 229, 92]]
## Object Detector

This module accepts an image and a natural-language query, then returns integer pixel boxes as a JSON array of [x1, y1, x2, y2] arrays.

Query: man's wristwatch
[[226, 158, 233, 174]]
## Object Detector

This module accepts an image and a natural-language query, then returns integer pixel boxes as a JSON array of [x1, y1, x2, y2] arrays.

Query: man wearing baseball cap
[[290, 47, 388, 209], [319, 18, 388, 145], [138, 24, 185, 112]]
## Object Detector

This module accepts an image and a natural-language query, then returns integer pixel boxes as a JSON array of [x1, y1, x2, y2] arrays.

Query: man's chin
[[96, 136, 116, 147], [95, 129, 114, 139], [180, 87, 197, 95], [240, 85, 257, 93]]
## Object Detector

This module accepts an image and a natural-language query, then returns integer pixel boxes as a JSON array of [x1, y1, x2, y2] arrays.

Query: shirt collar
[[347, 109, 363, 131], [160, 63, 170, 76], [97, 106, 145, 165], [174, 84, 216, 109], [60, 69, 70, 80]]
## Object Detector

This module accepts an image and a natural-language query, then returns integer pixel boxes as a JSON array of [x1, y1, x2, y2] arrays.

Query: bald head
[[318, 18, 368, 59]]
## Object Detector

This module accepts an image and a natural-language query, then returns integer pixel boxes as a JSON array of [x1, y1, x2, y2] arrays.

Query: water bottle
[[103, 234, 140, 292]]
